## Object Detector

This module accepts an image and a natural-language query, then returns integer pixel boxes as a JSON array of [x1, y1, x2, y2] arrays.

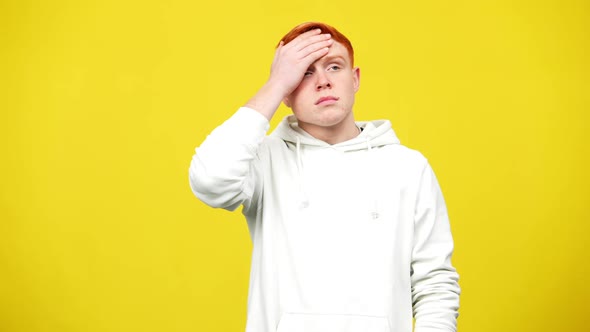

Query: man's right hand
[[245, 29, 333, 120], [268, 29, 333, 98]]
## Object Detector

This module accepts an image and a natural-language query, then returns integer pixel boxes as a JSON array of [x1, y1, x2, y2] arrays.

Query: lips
[[315, 96, 339, 105]]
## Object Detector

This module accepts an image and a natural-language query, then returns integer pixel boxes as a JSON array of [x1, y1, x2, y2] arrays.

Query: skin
[[245, 29, 361, 144]]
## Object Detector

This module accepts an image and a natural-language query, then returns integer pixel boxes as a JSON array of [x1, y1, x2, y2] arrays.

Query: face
[[284, 41, 360, 130]]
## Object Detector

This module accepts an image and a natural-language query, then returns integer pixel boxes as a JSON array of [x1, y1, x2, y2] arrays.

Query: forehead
[[315, 41, 352, 66]]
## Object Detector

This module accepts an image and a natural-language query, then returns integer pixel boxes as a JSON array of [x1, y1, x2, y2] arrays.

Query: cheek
[[292, 91, 311, 107], [289, 85, 305, 101], [292, 79, 313, 95]]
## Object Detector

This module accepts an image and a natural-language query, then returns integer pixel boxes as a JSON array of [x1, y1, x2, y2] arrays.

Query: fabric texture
[[189, 107, 460, 332]]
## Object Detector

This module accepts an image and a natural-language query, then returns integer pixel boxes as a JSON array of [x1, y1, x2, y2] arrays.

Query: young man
[[189, 22, 460, 332]]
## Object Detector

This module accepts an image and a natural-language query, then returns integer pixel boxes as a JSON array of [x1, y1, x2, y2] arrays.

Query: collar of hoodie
[[295, 124, 399, 220], [271, 115, 400, 218]]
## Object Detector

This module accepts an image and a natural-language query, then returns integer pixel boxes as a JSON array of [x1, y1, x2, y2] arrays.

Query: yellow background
[[1, 0, 588, 331]]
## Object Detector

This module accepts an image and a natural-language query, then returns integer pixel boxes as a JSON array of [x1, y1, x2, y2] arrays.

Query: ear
[[283, 96, 292, 108], [352, 67, 360, 92]]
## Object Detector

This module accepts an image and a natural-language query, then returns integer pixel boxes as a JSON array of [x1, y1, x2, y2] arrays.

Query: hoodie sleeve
[[189, 107, 270, 211], [411, 161, 461, 332]]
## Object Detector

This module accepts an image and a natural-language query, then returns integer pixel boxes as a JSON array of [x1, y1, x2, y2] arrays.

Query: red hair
[[278, 22, 355, 67]]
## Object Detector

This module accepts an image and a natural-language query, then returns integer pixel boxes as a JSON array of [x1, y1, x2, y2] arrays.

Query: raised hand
[[268, 29, 333, 97], [245, 29, 333, 120]]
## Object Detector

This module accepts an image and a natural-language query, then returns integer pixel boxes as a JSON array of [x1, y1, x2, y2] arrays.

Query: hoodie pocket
[[276, 312, 391, 332]]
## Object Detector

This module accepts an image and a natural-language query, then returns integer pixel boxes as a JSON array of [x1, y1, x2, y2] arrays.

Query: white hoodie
[[189, 107, 460, 332]]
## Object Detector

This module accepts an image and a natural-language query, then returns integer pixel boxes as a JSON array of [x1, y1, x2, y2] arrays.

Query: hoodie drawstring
[[296, 137, 309, 209], [366, 137, 380, 220]]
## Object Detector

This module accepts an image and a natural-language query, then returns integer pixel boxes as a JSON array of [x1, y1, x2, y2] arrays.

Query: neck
[[298, 113, 359, 145]]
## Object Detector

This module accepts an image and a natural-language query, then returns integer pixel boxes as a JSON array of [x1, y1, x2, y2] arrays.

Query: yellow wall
[[1, 0, 588, 331]]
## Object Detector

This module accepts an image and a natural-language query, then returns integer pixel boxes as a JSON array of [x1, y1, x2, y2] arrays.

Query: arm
[[189, 108, 269, 210], [411, 162, 461, 332], [189, 29, 333, 210]]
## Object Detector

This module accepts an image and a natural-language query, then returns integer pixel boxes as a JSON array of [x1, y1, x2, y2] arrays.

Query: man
[[189, 22, 460, 332]]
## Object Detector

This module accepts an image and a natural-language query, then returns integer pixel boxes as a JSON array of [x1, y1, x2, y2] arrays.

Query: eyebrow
[[308, 55, 348, 71], [321, 55, 347, 64]]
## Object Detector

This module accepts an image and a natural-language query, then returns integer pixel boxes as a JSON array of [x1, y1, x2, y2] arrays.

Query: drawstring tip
[[299, 200, 309, 209]]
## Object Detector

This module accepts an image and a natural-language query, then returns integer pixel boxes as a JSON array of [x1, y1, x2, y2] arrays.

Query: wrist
[[264, 78, 291, 100], [244, 81, 287, 121]]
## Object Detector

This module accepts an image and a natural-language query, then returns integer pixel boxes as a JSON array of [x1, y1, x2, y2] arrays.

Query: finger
[[271, 41, 284, 67], [288, 32, 330, 52], [274, 41, 284, 55], [297, 38, 333, 59], [301, 46, 330, 65], [284, 28, 323, 50], [292, 33, 332, 53], [296, 28, 323, 40]]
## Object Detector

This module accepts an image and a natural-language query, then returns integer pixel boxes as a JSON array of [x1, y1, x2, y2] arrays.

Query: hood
[[270, 114, 400, 151]]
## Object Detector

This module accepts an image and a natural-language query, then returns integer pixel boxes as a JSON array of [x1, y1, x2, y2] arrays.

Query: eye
[[304, 71, 313, 77], [328, 65, 341, 71]]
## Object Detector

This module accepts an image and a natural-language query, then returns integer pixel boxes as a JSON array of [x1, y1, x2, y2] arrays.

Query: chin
[[306, 114, 350, 128], [293, 104, 352, 126], [320, 107, 352, 123]]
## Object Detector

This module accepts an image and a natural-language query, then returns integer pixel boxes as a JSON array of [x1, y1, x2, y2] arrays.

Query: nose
[[315, 72, 332, 90]]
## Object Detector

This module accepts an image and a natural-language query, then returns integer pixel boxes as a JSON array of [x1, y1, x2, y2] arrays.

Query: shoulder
[[261, 135, 289, 150], [255, 136, 292, 162], [379, 143, 429, 169]]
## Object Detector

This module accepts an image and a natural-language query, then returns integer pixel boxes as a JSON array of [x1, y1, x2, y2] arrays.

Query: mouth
[[315, 96, 339, 105]]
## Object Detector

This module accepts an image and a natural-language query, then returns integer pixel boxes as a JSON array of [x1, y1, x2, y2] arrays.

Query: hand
[[244, 29, 332, 120], [268, 29, 333, 98]]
